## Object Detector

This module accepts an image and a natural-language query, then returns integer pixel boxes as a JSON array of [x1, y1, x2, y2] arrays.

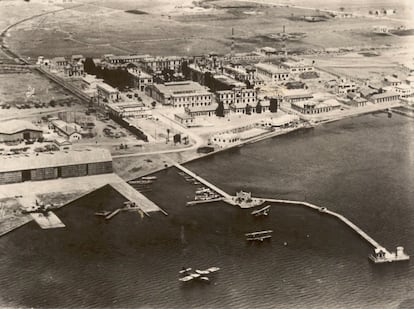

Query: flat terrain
[[0, 72, 79, 109], [2, 0, 413, 58]]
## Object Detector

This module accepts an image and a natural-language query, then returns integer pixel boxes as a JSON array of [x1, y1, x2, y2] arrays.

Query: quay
[[173, 163, 232, 199]]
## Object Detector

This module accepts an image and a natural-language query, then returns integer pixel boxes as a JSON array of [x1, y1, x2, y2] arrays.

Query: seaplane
[[245, 230, 273, 242], [178, 266, 220, 283], [251, 205, 271, 217]]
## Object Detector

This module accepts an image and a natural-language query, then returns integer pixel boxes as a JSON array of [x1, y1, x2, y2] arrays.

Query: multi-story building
[[335, 78, 357, 94], [368, 91, 400, 104], [216, 88, 257, 106], [140, 56, 186, 73], [127, 68, 153, 91], [291, 99, 341, 114], [255, 63, 290, 83], [280, 59, 314, 74], [96, 82, 120, 103], [107, 102, 151, 118], [103, 54, 151, 66], [146, 81, 212, 108]]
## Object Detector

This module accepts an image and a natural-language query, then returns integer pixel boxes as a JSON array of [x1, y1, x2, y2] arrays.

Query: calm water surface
[[0, 113, 413, 308]]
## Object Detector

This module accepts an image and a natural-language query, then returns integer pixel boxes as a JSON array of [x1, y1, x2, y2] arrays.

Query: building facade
[[255, 63, 290, 83], [0, 149, 113, 185], [146, 81, 212, 108], [0, 120, 43, 142]]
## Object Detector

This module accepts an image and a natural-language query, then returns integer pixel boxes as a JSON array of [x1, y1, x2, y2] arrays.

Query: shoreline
[[125, 104, 398, 180]]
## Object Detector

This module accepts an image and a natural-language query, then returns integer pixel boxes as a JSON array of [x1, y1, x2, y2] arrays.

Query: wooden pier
[[174, 163, 231, 199]]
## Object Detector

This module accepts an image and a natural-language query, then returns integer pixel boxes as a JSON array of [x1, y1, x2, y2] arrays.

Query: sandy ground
[[0, 72, 79, 107], [2, 0, 412, 58]]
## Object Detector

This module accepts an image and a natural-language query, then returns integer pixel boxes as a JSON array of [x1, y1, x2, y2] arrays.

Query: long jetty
[[175, 164, 409, 263], [173, 163, 232, 199], [262, 198, 384, 250]]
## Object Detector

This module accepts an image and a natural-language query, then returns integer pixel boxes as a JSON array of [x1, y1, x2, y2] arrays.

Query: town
[[0, 0, 413, 307]]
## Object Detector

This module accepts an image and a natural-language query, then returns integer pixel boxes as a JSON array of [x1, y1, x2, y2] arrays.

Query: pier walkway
[[262, 198, 389, 253], [173, 163, 232, 199]]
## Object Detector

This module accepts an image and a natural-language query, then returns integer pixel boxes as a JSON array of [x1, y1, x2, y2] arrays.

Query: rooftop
[[0, 120, 42, 135], [153, 81, 210, 96], [0, 148, 112, 173], [96, 82, 119, 94], [370, 91, 400, 100], [255, 63, 289, 75]]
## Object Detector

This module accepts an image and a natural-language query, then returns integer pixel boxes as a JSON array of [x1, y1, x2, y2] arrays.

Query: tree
[[166, 128, 170, 143], [215, 101, 225, 117], [245, 104, 252, 115], [84, 57, 97, 75], [151, 101, 157, 108], [339, 7, 345, 12], [269, 97, 279, 113], [256, 101, 262, 114]]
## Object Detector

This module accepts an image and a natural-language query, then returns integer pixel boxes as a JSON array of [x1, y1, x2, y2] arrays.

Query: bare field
[[0, 72, 77, 106], [3, 0, 411, 58]]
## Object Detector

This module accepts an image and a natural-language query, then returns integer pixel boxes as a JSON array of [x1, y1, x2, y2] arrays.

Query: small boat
[[199, 276, 210, 282], [141, 176, 157, 181]]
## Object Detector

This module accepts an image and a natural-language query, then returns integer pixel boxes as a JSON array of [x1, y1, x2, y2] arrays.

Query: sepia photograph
[[0, 0, 413, 308]]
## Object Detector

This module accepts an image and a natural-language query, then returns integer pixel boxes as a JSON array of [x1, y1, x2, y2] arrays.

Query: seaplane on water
[[178, 266, 220, 283], [245, 230, 273, 242], [251, 205, 271, 217]]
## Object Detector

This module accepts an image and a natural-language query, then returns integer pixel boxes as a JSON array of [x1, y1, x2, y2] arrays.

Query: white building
[[96, 82, 120, 103], [280, 59, 314, 74], [255, 63, 290, 83], [146, 81, 212, 108], [127, 68, 153, 91], [107, 102, 152, 118]]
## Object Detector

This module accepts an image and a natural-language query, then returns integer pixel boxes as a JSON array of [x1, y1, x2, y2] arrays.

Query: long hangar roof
[[0, 120, 43, 135], [0, 149, 112, 173]]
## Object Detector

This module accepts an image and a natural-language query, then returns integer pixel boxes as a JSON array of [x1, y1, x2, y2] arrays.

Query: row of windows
[[173, 95, 211, 103]]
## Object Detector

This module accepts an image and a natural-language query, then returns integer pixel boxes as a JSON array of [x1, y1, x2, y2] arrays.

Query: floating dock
[[30, 212, 65, 229]]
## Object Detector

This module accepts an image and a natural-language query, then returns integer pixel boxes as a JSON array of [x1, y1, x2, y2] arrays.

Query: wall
[[0, 171, 22, 184]]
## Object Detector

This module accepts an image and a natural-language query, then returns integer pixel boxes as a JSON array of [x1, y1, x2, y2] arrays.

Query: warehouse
[[0, 120, 43, 142], [0, 149, 113, 184]]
